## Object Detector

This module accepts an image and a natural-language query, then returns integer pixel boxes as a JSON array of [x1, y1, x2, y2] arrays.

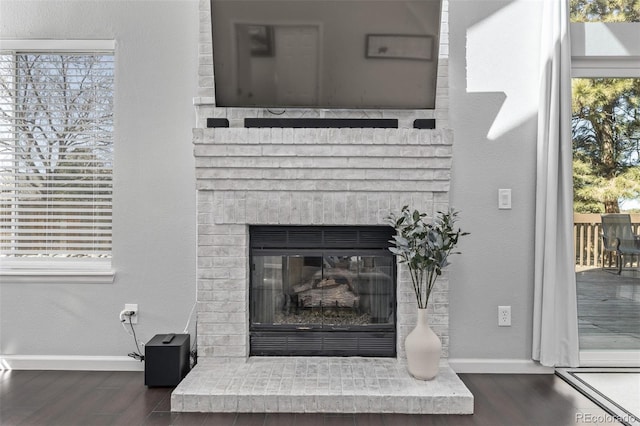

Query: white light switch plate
[[498, 189, 512, 209]]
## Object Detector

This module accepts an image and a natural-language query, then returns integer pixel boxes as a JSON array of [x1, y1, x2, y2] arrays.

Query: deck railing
[[574, 213, 640, 268]]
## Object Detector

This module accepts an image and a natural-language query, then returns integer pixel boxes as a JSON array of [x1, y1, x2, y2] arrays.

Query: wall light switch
[[498, 189, 512, 209]]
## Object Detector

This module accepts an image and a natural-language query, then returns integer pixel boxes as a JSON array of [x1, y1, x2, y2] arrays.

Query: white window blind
[[0, 51, 114, 262]]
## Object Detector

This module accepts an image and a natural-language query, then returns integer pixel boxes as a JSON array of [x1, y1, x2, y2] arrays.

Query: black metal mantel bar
[[244, 118, 398, 128], [206, 117, 437, 129]]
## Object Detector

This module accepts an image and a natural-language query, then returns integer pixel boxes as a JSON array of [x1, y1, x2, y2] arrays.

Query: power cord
[[183, 301, 198, 368], [190, 322, 198, 368], [117, 300, 198, 364], [120, 312, 145, 362]]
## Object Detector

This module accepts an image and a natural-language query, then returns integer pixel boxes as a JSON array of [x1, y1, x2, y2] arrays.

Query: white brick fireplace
[[192, 126, 454, 361], [171, 0, 473, 414]]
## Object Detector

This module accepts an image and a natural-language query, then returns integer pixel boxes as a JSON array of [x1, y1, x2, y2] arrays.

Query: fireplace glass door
[[249, 226, 396, 356], [252, 253, 394, 327]]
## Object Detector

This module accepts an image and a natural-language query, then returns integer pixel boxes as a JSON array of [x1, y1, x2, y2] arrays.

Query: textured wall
[[0, 0, 199, 364]]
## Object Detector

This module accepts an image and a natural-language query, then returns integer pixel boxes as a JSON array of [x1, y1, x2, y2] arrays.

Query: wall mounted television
[[210, 0, 443, 110]]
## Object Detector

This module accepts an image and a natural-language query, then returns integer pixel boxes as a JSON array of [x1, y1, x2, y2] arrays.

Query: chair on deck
[[601, 214, 640, 274]]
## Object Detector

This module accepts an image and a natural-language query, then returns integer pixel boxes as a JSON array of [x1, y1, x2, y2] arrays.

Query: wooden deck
[[577, 266, 640, 350], [574, 213, 640, 269]]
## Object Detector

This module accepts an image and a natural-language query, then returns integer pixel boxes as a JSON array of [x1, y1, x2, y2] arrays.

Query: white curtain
[[532, 0, 580, 368]]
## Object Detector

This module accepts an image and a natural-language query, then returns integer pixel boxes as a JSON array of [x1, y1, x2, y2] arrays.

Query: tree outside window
[[570, 0, 640, 22], [570, 0, 640, 214], [0, 52, 114, 259], [572, 78, 640, 213]]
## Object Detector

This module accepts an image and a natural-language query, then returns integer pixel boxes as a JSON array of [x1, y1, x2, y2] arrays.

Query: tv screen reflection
[[210, 0, 443, 109]]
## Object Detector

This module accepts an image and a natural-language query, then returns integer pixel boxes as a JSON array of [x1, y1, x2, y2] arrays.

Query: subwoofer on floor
[[144, 333, 190, 387]]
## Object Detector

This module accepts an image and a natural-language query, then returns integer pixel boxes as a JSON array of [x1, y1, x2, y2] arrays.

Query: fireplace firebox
[[249, 226, 396, 356]]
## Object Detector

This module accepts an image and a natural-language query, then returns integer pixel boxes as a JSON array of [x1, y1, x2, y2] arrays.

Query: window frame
[[570, 22, 640, 78], [0, 40, 116, 284]]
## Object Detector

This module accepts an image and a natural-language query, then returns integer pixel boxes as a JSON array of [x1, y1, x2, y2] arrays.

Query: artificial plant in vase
[[386, 206, 468, 380]]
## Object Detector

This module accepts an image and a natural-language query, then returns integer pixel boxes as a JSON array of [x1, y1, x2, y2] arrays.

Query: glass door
[[248, 225, 397, 356], [250, 252, 394, 330], [571, 77, 640, 364]]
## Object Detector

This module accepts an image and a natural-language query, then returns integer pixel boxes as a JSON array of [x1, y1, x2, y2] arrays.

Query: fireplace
[[249, 226, 396, 356], [172, 0, 475, 414], [191, 128, 454, 361]]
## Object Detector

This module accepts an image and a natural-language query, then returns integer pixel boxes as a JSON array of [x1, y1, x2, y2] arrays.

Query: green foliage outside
[[572, 78, 640, 213], [570, 0, 640, 22], [569, 1, 640, 213]]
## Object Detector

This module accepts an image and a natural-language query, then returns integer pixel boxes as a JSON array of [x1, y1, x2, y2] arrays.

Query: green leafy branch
[[385, 206, 469, 309]]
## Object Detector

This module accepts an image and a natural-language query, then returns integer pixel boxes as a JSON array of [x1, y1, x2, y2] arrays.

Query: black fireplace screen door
[[249, 226, 396, 356]]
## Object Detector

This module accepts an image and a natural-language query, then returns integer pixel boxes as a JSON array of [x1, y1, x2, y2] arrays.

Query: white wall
[[0, 0, 199, 368], [0, 0, 569, 372], [448, 0, 543, 369]]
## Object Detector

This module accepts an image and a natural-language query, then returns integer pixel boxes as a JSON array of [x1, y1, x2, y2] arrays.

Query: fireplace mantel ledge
[[193, 97, 215, 106]]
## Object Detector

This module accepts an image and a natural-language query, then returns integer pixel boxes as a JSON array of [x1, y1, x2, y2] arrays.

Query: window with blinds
[[0, 51, 114, 263]]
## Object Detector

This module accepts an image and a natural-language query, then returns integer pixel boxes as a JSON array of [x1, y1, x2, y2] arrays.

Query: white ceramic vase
[[405, 308, 441, 380]]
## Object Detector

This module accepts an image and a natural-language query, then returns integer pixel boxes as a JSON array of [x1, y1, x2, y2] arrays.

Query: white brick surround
[[194, 127, 453, 360], [175, 0, 473, 415]]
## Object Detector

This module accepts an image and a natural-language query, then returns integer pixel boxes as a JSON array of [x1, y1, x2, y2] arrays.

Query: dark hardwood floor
[[0, 370, 621, 426]]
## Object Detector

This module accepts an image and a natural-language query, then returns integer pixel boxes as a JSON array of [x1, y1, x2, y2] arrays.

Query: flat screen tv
[[210, 0, 443, 110]]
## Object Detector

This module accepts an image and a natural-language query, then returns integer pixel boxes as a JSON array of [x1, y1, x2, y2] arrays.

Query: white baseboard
[[448, 358, 554, 374], [579, 350, 640, 367], [0, 355, 145, 371], [2, 355, 566, 373]]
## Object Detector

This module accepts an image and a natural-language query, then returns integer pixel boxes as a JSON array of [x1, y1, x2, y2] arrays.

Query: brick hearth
[[172, 358, 473, 414]]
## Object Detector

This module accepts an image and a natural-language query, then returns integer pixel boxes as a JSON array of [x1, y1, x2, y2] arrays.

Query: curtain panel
[[532, 0, 580, 368]]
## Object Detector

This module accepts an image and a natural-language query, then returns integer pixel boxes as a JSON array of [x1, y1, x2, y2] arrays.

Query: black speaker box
[[144, 334, 190, 387]]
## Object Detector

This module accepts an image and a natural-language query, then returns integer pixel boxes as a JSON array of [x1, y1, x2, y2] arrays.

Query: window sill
[[0, 261, 115, 284]]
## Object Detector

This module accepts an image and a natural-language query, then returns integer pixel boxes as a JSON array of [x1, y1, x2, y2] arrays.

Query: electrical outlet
[[498, 305, 511, 327], [122, 303, 138, 324]]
